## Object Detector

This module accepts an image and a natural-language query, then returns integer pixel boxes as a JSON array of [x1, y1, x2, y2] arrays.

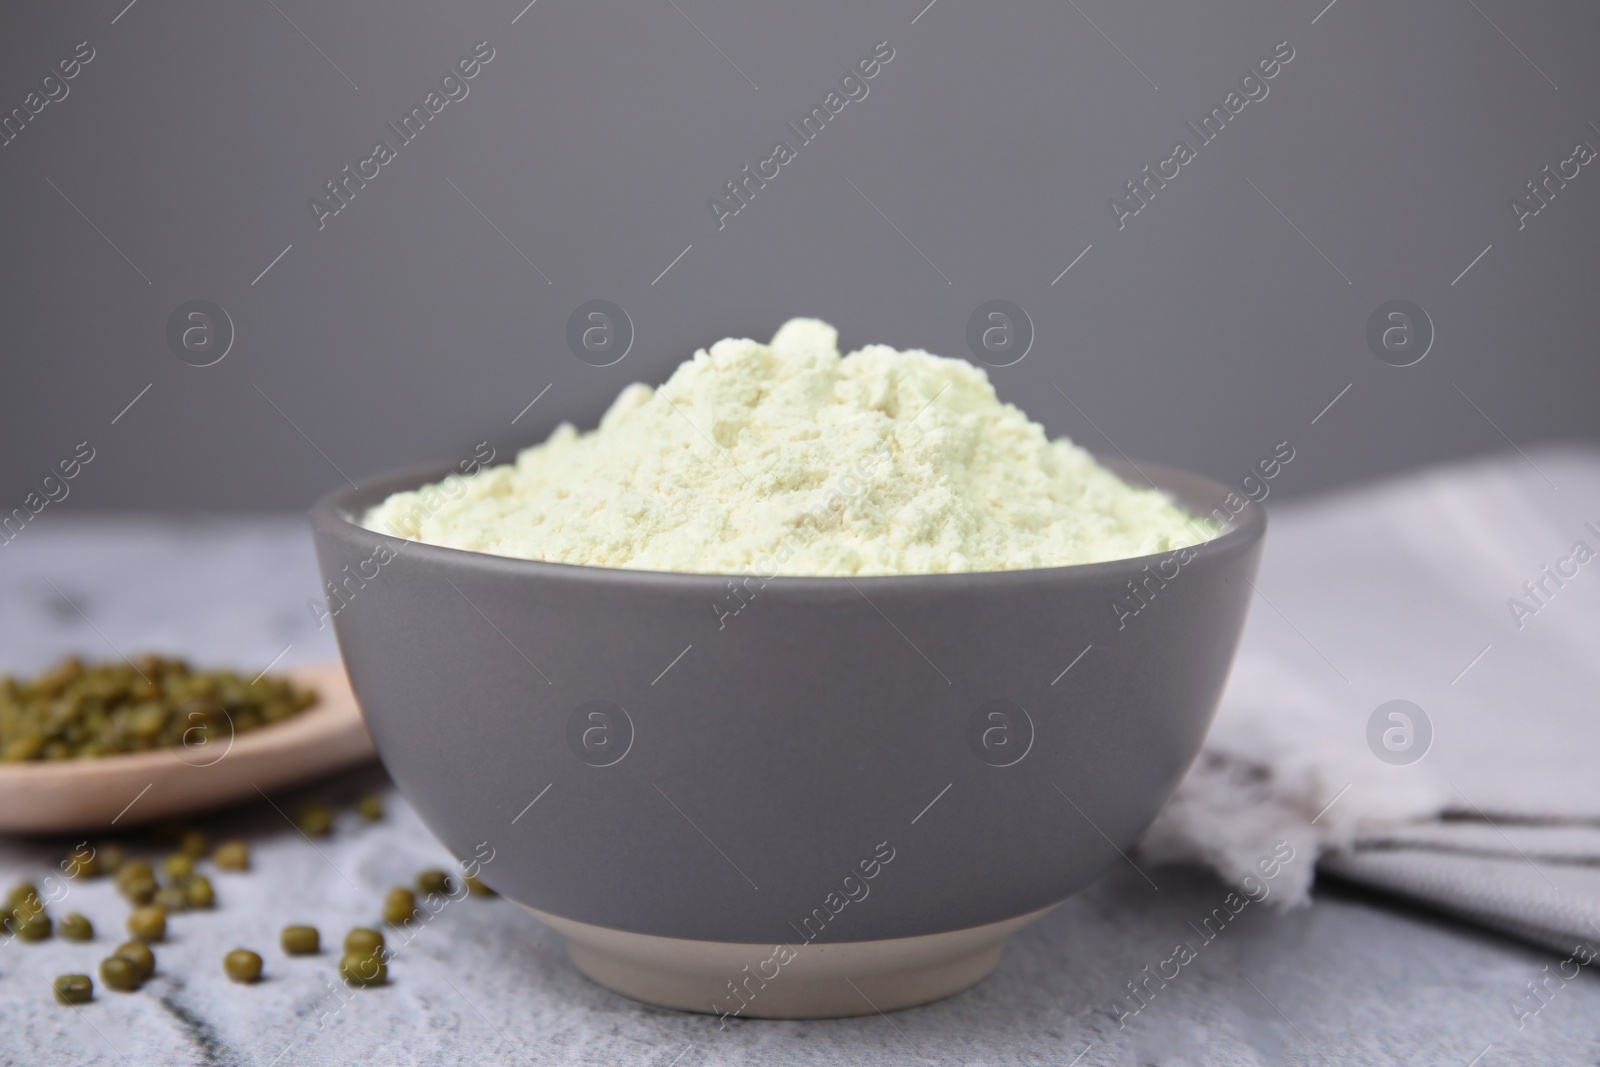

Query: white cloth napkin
[[1140, 445, 1600, 957]]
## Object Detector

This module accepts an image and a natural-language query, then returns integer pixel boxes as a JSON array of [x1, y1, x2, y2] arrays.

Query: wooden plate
[[0, 663, 376, 836]]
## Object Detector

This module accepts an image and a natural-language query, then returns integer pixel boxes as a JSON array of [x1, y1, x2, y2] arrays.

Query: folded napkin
[[1140, 444, 1600, 958]]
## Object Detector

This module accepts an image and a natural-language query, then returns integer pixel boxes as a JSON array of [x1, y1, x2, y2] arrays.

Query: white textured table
[[1, 517, 1595, 1066]]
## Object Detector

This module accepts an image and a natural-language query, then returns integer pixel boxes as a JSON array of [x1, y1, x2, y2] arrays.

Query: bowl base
[[520, 902, 1056, 1019]]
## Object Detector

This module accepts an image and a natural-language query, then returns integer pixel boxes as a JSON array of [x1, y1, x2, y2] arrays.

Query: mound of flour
[[364, 319, 1210, 575]]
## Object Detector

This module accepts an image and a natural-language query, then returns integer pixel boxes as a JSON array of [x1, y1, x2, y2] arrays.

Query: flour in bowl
[[364, 319, 1213, 575]]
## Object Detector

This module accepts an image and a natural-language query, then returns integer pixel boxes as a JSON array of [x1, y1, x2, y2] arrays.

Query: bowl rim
[[308, 454, 1266, 589]]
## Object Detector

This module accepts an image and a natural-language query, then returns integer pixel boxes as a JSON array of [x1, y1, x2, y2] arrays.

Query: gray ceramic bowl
[[309, 457, 1264, 1018]]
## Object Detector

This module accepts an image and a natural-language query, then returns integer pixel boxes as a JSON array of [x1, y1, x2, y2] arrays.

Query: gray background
[[1, 0, 1596, 511]]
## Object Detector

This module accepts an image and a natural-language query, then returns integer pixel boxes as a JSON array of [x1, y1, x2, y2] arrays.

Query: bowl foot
[[519, 902, 1056, 1019]]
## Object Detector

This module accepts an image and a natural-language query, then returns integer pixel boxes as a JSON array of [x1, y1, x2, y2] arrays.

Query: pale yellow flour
[[364, 319, 1212, 575]]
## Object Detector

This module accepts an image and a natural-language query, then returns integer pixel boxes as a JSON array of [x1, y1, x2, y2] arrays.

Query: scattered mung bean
[[296, 804, 333, 837], [99, 955, 141, 991], [115, 860, 152, 886], [382, 888, 416, 926], [185, 876, 215, 909], [127, 906, 166, 943], [178, 830, 209, 859], [357, 793, 384, 821], [97, 843, 126, 874], [281, 925, 320, 955], [120, 875, 158, 905], [213, 840, 250, 871], [223, 949, 263, 983], [63, 847, 101, 879], [53, 974, 93, 1004], [153, 887, 188, 913], [416, 869, 452, 897], [15, 911, 51, 942], [113, 941, 155, 981], [339, 951, 386, 988], [344, 928, 384, 955], [58, 913, 94, 941]]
